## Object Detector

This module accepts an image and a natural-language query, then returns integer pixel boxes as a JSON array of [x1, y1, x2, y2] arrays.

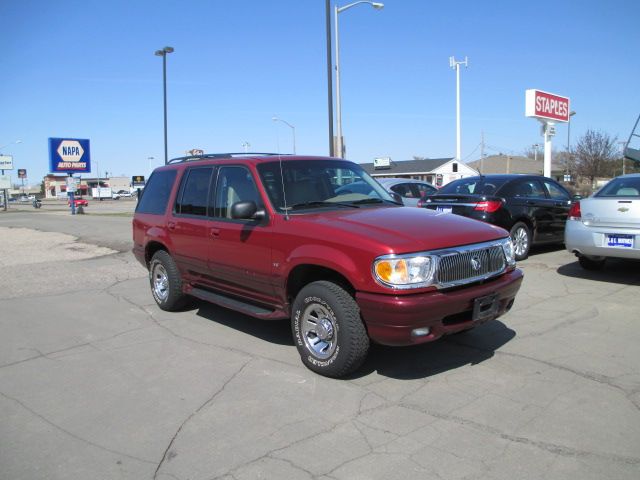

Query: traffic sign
[[0, 155, 14, 170], [49, 138, 91, 173]]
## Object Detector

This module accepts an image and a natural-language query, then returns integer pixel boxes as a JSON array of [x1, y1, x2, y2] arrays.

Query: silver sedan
[[565, 174, 640, 269]]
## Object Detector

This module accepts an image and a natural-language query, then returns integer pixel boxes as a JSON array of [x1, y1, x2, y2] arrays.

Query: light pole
[[155, 46, 174, 165], [449, 56, 468, 160], [241, 141, 250, 153], [272, 116, 296, 154], [566, 110, 576, 178], [334, 1, 384, 158], [148, 156, 155, 176]]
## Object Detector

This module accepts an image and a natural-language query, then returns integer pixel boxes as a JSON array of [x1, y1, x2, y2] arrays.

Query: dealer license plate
[[606, 234, 633, 248], [436, 206, 452, 214]]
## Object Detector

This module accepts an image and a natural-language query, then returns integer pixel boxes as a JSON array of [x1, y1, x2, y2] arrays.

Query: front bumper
[[356, 268, 523, 346], [565, 219, 640, 260]]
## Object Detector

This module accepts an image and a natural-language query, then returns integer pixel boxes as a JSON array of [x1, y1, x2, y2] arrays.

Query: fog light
[[411, 327, 431, 337]]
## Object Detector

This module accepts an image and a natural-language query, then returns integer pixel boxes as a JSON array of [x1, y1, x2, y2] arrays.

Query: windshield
[[438, 177, 508, 196], [257, 159, 395, 212], [595, 177, 640, 198]]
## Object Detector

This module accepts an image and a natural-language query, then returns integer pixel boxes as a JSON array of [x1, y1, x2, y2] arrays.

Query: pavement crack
[[0, 391, 156, 465], [153, 359, 253, 480]]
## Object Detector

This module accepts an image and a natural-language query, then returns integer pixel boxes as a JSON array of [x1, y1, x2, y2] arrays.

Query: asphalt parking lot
[[1, 205, 639, 480]]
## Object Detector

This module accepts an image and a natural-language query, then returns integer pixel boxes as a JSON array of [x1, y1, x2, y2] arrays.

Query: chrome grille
[[436, 244, 506, 287]]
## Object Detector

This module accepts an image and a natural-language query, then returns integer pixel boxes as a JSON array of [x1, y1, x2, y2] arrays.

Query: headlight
[[501, 237, 516, 267], [373, 254, 436, 289]]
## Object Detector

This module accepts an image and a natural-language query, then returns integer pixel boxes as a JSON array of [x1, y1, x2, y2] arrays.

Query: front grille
[[436, 244, 506, 288]]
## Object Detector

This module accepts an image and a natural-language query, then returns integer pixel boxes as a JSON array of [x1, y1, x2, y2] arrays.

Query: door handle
[[210, 228, 220, 238], [167, 221, 176, 230]]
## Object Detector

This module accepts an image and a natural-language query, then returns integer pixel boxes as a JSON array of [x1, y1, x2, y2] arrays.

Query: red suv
[[133, 154, 523, 377]]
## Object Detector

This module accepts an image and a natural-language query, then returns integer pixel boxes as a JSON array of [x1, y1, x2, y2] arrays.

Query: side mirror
[[389, 192, 404, 205], [231, 201, 266, 220]]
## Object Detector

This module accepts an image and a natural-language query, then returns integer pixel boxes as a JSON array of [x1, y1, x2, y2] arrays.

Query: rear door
[[541, 179, 572, 240], [501, 178, 553, 241]]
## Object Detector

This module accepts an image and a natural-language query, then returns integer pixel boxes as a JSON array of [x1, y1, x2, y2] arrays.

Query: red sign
[[525, 89, 570, 123]]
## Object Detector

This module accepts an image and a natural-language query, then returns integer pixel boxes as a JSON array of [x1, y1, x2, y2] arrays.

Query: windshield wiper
[[288, 201, 359, 210], [350, 198, 388, 205]]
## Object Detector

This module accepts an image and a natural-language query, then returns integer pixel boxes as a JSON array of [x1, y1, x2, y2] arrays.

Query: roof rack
[[168, 152, 286, 164]]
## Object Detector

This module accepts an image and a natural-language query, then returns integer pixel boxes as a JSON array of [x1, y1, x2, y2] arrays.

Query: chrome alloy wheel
[[151, 263, 170, 302], [512, 226, 529, 258], [301, 302, 338, 359]]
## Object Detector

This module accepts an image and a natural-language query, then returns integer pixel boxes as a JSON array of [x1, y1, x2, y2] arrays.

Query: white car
[[565, 173, 640, 269], [112, 190, 132, 199], [376, 178, 438, 207]]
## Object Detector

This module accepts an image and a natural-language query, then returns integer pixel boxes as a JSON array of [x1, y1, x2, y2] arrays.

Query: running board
[[189, 287, 276, 318]]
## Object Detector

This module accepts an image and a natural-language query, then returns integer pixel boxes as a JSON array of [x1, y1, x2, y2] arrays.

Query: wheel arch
[[287, 264, 355, 303]]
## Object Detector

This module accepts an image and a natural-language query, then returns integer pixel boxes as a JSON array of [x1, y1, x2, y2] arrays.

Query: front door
[[206, 165, 276, 306]]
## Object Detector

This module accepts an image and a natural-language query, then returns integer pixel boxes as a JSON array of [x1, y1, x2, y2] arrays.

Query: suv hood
[[291, 206, 508, 254]]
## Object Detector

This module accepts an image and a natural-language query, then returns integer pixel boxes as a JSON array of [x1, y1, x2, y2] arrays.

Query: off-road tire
[[149, 250, 190, 311], [291, 281, 369, 378], [510, 222, 531, 261], [578, 255, 606, 271]]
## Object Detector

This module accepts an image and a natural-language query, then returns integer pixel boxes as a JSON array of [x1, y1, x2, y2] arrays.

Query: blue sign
[[49, 138, 91, 173]]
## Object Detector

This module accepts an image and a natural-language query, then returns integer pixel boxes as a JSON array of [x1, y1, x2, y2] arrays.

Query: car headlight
[[373, 254, 436, 289], [501, 237, 516, 267]]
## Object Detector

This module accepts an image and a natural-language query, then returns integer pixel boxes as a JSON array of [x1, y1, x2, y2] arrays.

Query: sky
[[1, 0, 639, 185]]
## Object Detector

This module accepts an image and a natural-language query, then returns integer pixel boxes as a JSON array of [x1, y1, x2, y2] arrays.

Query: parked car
[[18, 195, 35, 202], [133, 154, 523, 377], [421, 174, 572, 260], [112, 190, 132, 199], [565, 173, 640, 270], [376, 178, 438, 207], [68, 197, 89, 207]]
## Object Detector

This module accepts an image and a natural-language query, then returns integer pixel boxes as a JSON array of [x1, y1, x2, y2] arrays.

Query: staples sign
[[525, 89, 570, 123]]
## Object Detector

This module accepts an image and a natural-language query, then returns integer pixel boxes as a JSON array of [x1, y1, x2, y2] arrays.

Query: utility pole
[[480, 131, 485, 174], [449, 56, 468, 160], [619, 141, 627, 175]]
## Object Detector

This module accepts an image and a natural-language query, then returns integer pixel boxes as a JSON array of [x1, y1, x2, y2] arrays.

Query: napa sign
[[49, 138, 91, 173]]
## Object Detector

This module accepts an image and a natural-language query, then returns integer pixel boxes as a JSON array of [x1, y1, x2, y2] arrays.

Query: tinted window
[[136, 170, 177, 215], [543, 180, 570, 200], [595, 177, 640, 198], [439, 177, 508, 195], [502, 179, 546, 198], [175, 167, 213, 216], [212, 166, 262, 219]]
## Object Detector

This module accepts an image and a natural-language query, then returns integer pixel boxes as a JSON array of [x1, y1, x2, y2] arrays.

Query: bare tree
[[574, 130, 618, 184]]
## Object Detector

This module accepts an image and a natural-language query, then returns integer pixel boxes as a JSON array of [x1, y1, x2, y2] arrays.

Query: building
[[468, 155, 565, 180], [360, 157, 478, 187], [43, 175, 110, 198]]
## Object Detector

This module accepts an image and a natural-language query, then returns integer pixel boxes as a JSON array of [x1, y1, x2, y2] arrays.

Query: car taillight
[[568, 201, 581, 220], [474, 200, 502, 213], [417, 199, 425, 208]]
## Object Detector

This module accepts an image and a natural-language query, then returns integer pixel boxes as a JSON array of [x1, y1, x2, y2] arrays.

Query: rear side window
[[175, 167, 213, 216], [136, 170, 177, 215], [543, 180, 570, 200]]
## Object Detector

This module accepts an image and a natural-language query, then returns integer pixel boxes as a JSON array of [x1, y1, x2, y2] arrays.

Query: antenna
[[273, 123, 290, 220]]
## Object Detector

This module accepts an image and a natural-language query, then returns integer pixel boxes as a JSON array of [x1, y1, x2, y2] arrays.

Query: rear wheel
[[510, 222, 531, 260], [291, 281, 369, 378], [578, 255, 606, 271], [149, 250, 190, 311]]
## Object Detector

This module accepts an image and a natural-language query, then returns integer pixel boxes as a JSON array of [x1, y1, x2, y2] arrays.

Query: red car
[[68, 198, 89, 207], [133, 154, 523, 377]]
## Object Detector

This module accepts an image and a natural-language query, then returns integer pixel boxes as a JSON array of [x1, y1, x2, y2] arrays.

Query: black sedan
[[421, 174, 572, 260]]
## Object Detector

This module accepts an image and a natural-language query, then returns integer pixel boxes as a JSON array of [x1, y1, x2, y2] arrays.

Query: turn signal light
[[568, 201, 581, 220], [474, 200, 502, 213]]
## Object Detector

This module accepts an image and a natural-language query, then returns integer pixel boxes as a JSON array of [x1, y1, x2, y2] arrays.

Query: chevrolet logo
[[618, 207, 629, 213]]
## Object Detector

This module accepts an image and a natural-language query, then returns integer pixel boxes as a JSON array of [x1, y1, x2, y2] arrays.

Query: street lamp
[[155, 46, 174, 165], [272, 116, 296, 154], [0, 139, 22, 151], [334, 1, 384, 158]]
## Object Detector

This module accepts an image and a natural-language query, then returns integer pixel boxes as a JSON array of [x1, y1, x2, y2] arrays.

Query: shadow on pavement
[[194, 298, 516, 380], [557, 258, 640, 286], [351, 320, 515, 380]]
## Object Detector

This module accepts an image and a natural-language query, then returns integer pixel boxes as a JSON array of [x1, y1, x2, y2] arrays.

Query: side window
[[135, 170, 177, 215], [544, 181, 570, 200], [175, 167, 213, 216], [391, 184, 412, 198], [414, 183, 436, 197], [507, 180, 546, 198], [212, 166, 262, 219]]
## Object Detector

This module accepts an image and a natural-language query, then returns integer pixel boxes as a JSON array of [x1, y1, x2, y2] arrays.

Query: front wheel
[[291, 281, 369, 378], [510, 222, 531, 260]]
